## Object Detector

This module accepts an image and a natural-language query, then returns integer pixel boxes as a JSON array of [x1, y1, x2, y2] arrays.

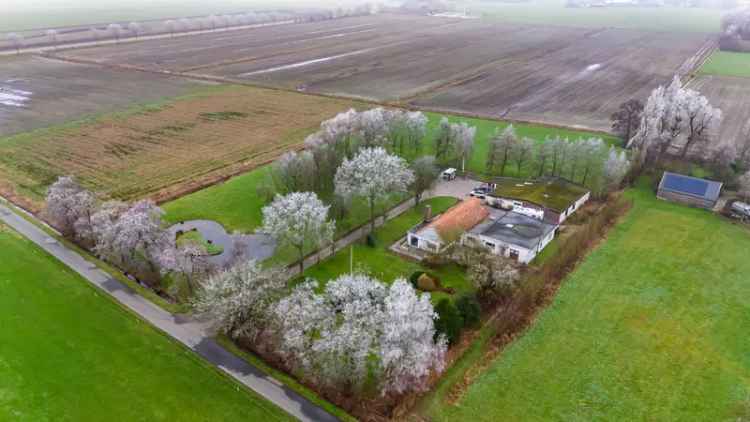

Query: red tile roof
[[426, 198, 489, 237]]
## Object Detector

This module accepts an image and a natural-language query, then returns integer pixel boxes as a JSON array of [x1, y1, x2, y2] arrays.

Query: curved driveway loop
[[169, 220, 276, 267]]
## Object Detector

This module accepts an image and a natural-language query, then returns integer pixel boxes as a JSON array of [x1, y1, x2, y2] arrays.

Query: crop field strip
[[55, 14, 712, 133], [0, 85, 358, 210]]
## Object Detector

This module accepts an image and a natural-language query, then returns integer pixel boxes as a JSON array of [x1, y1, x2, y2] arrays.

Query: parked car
[[731, 201, 750, 220], [469, 189, 486, 199], [441, 168, 457, 181]]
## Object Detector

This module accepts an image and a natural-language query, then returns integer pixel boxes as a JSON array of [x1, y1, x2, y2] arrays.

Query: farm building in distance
[[485, 178, 591, 225], [657, 172, 723, 209]]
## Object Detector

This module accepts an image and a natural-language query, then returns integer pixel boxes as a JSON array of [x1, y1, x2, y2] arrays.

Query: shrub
[[366, 233, 377, 247], [434, 298, 463, 345], [455, 293, 481, 328], [409, 271, 426, 287]]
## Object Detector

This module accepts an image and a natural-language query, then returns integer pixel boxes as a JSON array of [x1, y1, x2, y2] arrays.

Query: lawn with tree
[[425, 180, 750, 421], [0, 222, 292, 421], [300, 196, 472, 302]]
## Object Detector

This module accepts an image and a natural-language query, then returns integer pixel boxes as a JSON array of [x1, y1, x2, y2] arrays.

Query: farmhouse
[[463, 208, 557, 264], [657, 172, 723, 209], [407, 197, 557, 264], [485, 178, 590, 225], [407, 198, 489, 253]]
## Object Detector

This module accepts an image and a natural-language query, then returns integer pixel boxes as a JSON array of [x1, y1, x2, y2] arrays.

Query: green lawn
[[470, 0, 721, 33], [176, 230, 224, 255], [0, 223, 293, 421], [426, 181, 750, 421], [163, 112, 616, 234], [700, 50, 750, 78], [301, 197, 473, 302]]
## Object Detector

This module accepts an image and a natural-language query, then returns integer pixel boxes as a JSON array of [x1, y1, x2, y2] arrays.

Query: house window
[[484, 241, 495, 249], [410, 235, 418, 247], [509, 249, 520, 259]]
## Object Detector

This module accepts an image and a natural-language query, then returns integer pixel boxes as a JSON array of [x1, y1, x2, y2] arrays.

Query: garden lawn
[[0, 223, 293, 422], [427, 181, 750, 421], [163, 112, 616, 234], [700, 50, 750, 79], [301, 197, 473, 302]]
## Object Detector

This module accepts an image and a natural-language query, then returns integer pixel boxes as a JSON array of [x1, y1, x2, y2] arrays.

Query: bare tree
[[494, 125, 518, 176], [7, 33, 23, 54], [611, 99, 643, 144], [513, 137, 535, 176], [45, 29, 59, 49], [128, 22, 143, 38], [107, 23, 123, 42], [164, 20, 176, 37], [411, 156, 440, 204]]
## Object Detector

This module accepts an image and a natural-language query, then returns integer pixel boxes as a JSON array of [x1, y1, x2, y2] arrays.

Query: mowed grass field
[[426, 181, 750, 421], [0, 84, 357, 211], [700, 50, 750, 78], [0, 223, 292, 421], [163, 112, 617, 233]]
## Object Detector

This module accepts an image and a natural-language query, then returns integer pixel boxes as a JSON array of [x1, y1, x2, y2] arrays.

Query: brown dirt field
[[0, 84, 358, 211], [57, 14, 711, 132], [689, 74, 750, 152], [0, 55, 203, 136], [411, 29, 714, 131]]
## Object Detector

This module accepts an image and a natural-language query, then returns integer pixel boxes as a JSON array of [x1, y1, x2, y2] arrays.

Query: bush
[[366, 233, 377, 248], [455, 293, 481, 328], [409, 271, 426, 287], [434, 298, 463, 345]]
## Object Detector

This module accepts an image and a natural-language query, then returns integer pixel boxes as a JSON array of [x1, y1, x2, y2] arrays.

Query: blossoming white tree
[[314, 274, 387, 391], [379, 279, 446, 395], [97, 200, 171, 279], [194, 260, 286, 339], [603, 147, 631, 192], [45, 176, 96, 240], [260, 192, 335, 273], [335, 147, 414, 232], [629, 75, 721, 165]]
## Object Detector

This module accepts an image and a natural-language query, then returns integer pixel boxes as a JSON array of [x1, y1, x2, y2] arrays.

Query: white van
[[441, 168, 457, 181]]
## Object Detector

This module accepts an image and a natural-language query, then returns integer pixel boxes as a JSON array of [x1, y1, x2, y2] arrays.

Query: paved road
[[0, 202, 338, 422]]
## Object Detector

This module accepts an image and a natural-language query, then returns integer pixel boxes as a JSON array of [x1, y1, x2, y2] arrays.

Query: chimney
[[424, 205, 432, 222]]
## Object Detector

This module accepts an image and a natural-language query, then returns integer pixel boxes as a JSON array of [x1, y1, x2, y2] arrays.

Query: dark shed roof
[[658, 172, 722, 202], [469, 210, 556, 250]]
